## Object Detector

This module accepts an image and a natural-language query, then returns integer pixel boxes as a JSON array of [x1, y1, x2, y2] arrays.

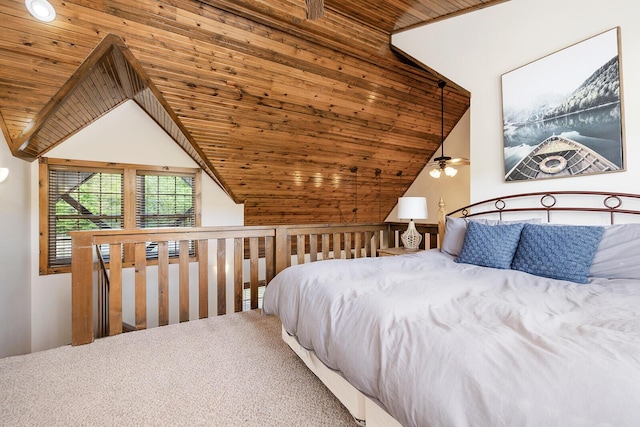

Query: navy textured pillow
[[512, 224, 605, 284], [455, 221, 525, 269]]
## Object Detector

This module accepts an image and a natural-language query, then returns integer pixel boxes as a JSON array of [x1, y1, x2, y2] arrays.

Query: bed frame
[[282, 328, 400, 427], [447, 191, 640, 222], [283, 190, 640, 427]]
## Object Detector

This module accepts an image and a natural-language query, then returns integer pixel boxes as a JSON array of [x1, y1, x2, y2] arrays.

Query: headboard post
[[437, 197, 446, 249]]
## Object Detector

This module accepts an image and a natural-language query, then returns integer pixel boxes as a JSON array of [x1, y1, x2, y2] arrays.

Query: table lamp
[[397, 197, 428, 250]]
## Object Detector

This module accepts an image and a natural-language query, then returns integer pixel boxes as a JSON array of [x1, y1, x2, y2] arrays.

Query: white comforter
[[262, 249, 640, 427]]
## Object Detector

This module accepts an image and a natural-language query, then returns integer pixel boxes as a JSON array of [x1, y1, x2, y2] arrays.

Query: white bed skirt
[[282, 326, 403, 427]]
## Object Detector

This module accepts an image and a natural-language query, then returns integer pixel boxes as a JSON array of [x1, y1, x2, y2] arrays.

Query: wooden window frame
[[39, 158, 202, 275]]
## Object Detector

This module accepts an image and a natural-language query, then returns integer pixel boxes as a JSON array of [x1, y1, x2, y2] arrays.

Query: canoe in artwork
[[505, 135, 619, 181]]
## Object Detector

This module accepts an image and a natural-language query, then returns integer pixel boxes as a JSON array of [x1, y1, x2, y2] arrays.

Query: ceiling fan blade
[[426, 157, 470, 168], [448, 157, 470, 166]]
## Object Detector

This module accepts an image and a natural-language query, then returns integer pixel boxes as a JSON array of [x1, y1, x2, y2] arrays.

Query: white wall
[[0, 133, 31, 358], [29, 100, 244, 352], [392, 0, 640, 203]]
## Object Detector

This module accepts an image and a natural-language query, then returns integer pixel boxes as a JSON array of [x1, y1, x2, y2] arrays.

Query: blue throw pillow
[[455, 221, 525, 269], [511, 224, 605, 284]]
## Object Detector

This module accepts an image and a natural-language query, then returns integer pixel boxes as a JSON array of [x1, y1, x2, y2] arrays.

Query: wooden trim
[[38, 158, 49, 275], [12, 34, 122, 157], [391, 0, 510, 35], [194, 169, 202, 227], [45, 157, 201, 175], [0, 111, 13, 151]]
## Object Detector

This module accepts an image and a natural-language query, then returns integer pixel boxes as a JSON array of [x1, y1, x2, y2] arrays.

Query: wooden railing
[[71, 222, 438, 346]]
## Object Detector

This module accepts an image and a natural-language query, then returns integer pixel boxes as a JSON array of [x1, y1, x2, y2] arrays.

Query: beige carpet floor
[[0, 310, 355, 426]]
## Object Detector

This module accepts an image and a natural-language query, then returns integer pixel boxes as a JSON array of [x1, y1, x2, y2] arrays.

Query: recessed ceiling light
[[25, 0, 56, 22]]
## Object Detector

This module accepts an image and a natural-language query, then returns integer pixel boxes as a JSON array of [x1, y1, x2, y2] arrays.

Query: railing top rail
[[69, 222, 396, 245], [69, 224, 276, 237], [283, 223, 388, 235], [70, 226, 277, 246]]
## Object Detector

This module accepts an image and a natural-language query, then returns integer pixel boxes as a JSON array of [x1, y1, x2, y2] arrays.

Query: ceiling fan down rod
[[434, 80, 450, 164]]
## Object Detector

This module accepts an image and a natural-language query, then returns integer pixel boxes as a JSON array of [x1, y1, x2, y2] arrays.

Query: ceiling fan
[[427, 81, 470, 178]]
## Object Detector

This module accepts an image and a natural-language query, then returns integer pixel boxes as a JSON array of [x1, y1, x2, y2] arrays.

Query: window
[[47, 169, 123, 268], [40, 158, 201, 274], [136, 173, 196, 258]]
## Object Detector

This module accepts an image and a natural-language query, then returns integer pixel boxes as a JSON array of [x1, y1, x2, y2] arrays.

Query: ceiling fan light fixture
[[429, 168, 441, 179], [444, 166, 458, 177], [25, 0, 56, 22]]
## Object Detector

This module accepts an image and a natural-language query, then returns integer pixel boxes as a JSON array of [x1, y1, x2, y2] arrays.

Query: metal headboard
[[448, 191, 640, 225]]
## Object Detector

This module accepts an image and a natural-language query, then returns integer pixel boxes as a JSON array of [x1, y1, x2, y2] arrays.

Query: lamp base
[[401, 220, 422, 250]]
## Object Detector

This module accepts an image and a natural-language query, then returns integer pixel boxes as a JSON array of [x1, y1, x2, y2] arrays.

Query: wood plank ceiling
[[0, 0, 507, 225]]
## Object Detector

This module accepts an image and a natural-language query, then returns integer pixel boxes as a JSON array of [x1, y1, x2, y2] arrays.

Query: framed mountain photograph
[[501, 27, 625, 182]]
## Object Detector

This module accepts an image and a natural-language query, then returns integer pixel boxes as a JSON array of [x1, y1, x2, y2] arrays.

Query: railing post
[[71, 233, 95, 345], [382, 226, 390, 249], [216, 238, 226, 315], [275, 226, 288, 275]]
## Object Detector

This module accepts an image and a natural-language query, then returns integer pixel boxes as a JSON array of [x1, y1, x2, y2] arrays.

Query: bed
[[262, 192, 640, 427]]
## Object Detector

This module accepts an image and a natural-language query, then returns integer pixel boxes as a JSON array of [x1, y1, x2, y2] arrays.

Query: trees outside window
[[40, 158, 201, 274]]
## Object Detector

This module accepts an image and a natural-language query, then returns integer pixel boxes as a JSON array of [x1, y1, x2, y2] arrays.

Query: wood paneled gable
[[9, 33, 227, 192], [0, 0, 504, 224]]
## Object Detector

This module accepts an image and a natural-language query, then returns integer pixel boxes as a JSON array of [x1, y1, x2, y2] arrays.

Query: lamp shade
[[397, 197, 428, 220]]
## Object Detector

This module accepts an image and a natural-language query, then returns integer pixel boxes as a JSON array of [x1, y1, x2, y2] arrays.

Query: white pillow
[[441, 216, 542, 257], [441, 217, 488, 256], [589, 223, 640, 280]]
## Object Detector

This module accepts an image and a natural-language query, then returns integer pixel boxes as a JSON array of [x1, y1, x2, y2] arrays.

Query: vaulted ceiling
[[0, 0, 507, 225]]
